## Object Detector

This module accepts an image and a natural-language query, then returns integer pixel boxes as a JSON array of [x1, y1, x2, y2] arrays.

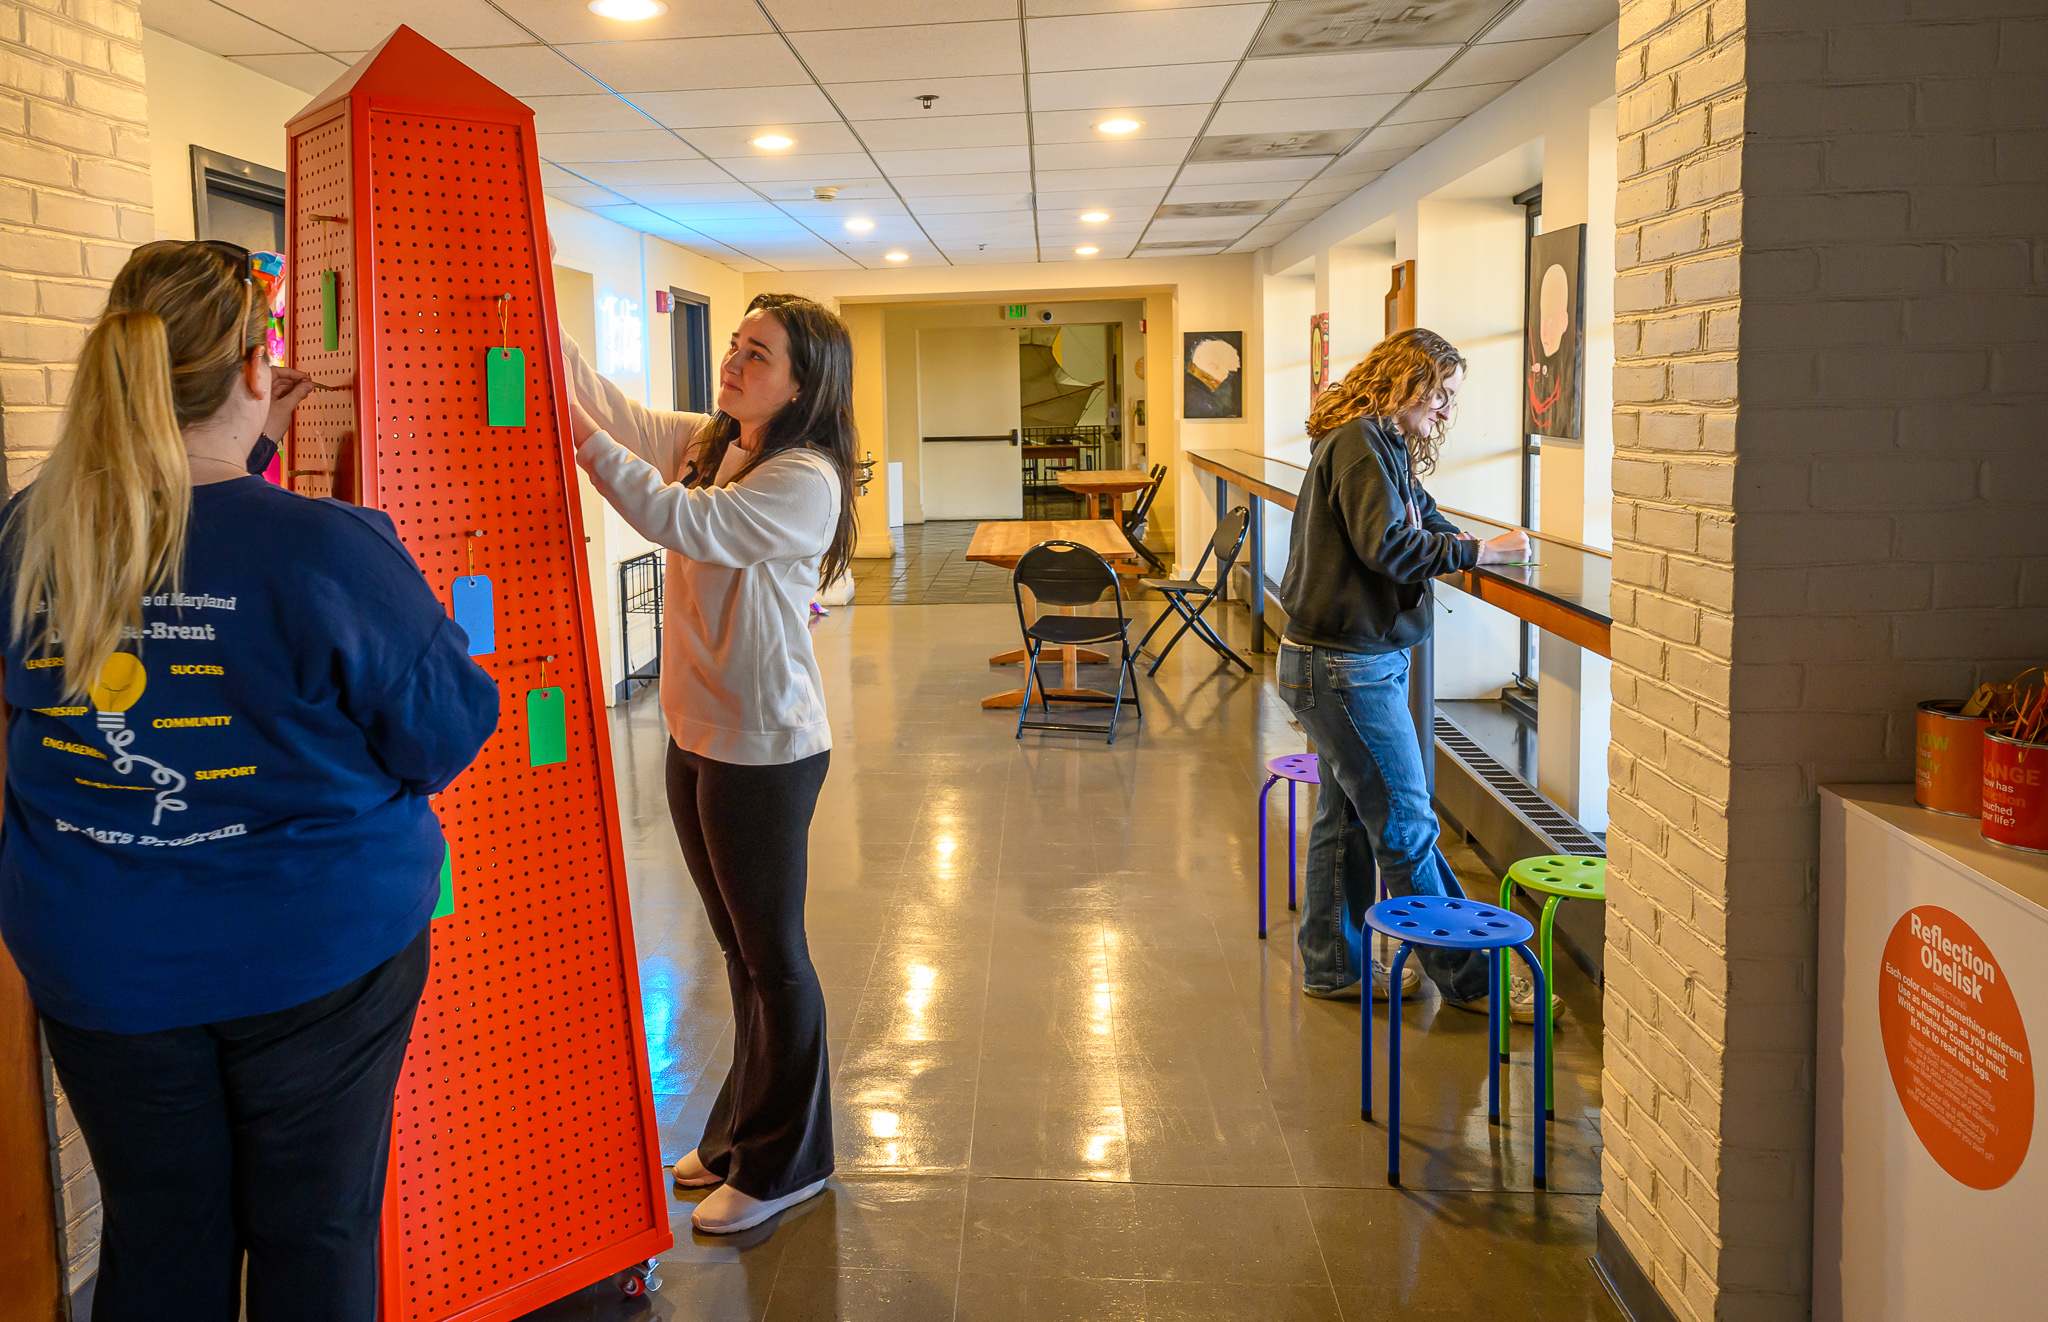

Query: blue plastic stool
[[1256, 754, 1318, 938], [1360, 894, 1549, 1189]]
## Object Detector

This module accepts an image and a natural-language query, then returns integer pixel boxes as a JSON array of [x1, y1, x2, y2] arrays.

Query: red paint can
[[1982, 731, 2048, 854], [1916, 698, 1989, 817]]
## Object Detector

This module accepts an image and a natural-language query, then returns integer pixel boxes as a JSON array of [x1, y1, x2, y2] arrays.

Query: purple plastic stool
[[1257, 753, 1319, 939]]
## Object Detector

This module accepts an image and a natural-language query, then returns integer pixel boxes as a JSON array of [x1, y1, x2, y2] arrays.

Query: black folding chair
[[1011, 540, 1143, 744], [1120, 464, 1169, 575], [1136, 505, 1253, 676]]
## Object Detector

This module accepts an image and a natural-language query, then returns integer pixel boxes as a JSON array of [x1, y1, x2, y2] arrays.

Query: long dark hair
[[682, 293, 858, 589]]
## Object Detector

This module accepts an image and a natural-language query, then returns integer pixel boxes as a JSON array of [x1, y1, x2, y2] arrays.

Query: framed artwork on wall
[[1309, 312, 1330, 403], [1184, 331, 1243, 419], [1524, 222, 1587, 440]]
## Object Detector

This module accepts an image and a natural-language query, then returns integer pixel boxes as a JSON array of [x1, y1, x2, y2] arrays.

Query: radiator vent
[[1434, 714, 1605, 857]]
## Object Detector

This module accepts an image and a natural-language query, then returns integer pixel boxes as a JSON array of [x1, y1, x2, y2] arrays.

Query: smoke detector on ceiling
[[812, 186, 840, 201]]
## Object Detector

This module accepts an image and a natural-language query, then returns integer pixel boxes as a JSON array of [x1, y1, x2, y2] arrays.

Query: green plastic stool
[[1496, 855, 1606, 1119]]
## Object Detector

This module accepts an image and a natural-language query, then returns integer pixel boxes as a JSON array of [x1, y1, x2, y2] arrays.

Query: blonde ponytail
[[7, 241, 260, 702]]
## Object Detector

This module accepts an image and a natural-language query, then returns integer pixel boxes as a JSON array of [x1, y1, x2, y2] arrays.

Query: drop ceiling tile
[[687, 122, 863, 156], [572, 159, 735, 187], [1295, 168, 1386, 199], [1145, 216, 1258, 240], [142, 0, 308, 55], [1029, 62, 1236, 113], [720, 151, 883, 182], [491, 0, 771, 42], [1031, 188, 1170, 212], [1385, 81, 1516, 124], [538, 162, 586, 188], [631, 85, 839, 129], [1024, 6, 1267, 73], [768, 0, 1017, 29], [1355, 118, 1459, 153], [1175, 157, 1325, 185], [449, 45, 611, 96], [828, 74, 1026, 120], [951, 247, 1046, 263], [1483, 0, 1617, 43], [1251, 0, 1509, 57], [218, 0, 528, 52], [1162, 181, 1291, 205], [872, 145, 1033, 177], [756, 182, 899, 201], [1154, 198, 1279, 218], [788, 22, 1022, 84], [625, 182, 773, 204], [526, 94, 652, 135], [585, 202, 690, 231], [1205, 94, 1403, 136], [1028, 103, 1212, 144], [1038, 224, 1147, 243], [562, 35, 810, 93], [1034, 164, 1181, 191], [1226, 45, 1457, 101], [544, 185, 621, 207], [1430, 35, 1581, 86], [230, 52, 352, 92], [639, 201, 789, 222], [538, 129, 702, 162], [854, 114, 1030, 151], [907, 193, 1034, 213], [1026, 0, 1248, 12], [1033, 137, 1194, 171], [898, 171, 1035, 197]]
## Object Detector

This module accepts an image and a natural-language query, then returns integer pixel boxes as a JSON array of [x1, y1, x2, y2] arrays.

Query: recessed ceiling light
[[885, 251, 909, 261], [845, 218, 874, 231], [588, 0, 667, 18], [1097, 118, 1141, 135], [1075, 246, 1099, 256], [751, 134, 794, 150], [1080, 211, 1110, 223]]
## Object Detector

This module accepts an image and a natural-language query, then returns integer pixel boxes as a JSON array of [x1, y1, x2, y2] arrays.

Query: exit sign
[[1003, 304, 1026, 319]]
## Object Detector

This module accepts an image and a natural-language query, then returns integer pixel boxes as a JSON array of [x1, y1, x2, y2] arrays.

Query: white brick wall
[[0, 0, 146, 491], [0, 0, 144, 1290], [1608, 2, 2048, 1319]]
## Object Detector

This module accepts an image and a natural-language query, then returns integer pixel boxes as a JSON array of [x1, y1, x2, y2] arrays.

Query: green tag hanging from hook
[[321, 270, 339, 351], [527, 686, 566, 767], [486, 347, 526, 427]]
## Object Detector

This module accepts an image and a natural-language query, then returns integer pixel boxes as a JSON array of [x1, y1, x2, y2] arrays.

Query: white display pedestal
[[1817, 784, 2048, 1320]]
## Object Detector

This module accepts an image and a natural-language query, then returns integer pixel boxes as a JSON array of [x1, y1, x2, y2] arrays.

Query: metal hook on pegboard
[[495, 293, 511, 349], [466, 529, 483, 577], [540, 654, 554, 688]]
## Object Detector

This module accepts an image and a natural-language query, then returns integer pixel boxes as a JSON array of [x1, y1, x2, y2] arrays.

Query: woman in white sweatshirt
[[562, 292, 855, 1235]]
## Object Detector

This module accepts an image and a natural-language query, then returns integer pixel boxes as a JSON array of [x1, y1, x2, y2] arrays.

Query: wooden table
[[966, 519, 1136, 709], [1057, 469, 1154, 520]]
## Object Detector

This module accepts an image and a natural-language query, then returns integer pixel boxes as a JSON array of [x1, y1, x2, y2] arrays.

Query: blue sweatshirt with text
[[0, 477, 499, 1032]]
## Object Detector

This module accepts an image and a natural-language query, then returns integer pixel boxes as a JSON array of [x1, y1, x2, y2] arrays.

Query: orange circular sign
[[1879, 906, 2034, 1189]]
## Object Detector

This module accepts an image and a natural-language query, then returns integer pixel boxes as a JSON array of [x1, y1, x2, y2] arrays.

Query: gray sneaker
[[1443, 972, 1562, 1025], [1305, 960, 1423, 1002]]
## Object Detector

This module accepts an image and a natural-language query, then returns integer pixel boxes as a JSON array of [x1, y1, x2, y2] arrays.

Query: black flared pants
[[666, 741, 834, 1199]]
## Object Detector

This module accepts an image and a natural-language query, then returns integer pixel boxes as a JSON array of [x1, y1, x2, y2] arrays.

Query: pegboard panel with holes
[[287, 103, 354, 500], [286, 30, 670, 1322]]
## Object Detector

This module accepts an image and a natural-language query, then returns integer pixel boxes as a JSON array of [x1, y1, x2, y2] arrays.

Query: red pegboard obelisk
[[285, 28, 671, 1320]]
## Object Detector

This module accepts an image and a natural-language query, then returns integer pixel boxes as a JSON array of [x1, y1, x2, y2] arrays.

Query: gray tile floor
[[521, 598, 1617, 1321]]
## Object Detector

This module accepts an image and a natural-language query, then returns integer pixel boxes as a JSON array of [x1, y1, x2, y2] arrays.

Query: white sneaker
[[672, 1149, 721, 1189], [1444, 972, 1562, 1025], [691, 1178, 829, 1235], [1304, 961, 1423, 1002]]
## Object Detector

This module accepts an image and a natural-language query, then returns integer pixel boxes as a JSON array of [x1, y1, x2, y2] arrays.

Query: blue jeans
[[1277, 641, 1490, 1001]]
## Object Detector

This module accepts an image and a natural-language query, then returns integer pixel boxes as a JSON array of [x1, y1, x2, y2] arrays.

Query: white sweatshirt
[[562, 335, 839, 766]]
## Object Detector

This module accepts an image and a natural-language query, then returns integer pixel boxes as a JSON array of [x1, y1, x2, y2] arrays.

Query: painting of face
[[1524, 224, 1586, 440]]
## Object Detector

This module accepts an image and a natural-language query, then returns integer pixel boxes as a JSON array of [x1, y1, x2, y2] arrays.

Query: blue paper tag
[[451, 575, 495, 656]]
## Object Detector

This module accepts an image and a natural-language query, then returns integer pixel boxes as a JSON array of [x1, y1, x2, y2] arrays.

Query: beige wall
[[750, 254, 1258, 574], [141, 28, 305, 242]]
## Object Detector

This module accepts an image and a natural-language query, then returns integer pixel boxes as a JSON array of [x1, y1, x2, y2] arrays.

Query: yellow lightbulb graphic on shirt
[[90, 652, 148, 712]]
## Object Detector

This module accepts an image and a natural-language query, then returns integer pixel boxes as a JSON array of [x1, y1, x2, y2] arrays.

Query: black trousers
[[666, 741, 833, 1199], [40, 927, 431, 1322]]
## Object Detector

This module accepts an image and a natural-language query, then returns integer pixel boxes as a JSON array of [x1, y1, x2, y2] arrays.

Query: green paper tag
[[321, 270, 338, 350], [527, 686, 566, 767], [486, 347, 526, 427], [432, 843, 454, 919]]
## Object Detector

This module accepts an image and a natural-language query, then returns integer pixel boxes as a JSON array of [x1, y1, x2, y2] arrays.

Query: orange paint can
[[1916, 698, 1988, 817], [1982, 731, 2048, 854]]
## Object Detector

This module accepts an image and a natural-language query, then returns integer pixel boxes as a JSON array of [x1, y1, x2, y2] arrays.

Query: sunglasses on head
[[194, 238, 253, 285]]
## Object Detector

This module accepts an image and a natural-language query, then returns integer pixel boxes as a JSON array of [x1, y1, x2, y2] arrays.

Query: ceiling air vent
[[1152, 200, 1280, 219], [1137, 240, 1228, 252], [1250, 0, 1509, 57], [1190, 130, 1357, 162]]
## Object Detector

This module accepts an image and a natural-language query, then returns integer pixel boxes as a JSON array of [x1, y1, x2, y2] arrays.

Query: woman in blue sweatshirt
[[0, 241, 499, 1322]]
